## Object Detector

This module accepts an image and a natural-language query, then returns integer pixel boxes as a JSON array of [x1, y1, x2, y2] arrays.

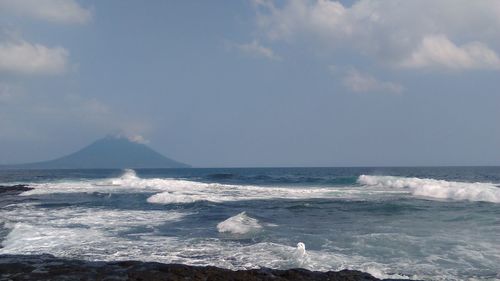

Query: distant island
[[0, 136, 190, 169]]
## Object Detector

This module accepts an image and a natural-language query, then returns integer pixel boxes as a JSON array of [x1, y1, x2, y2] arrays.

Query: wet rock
[[0, 254, 414, 281], [0, 185, 32, 195], [0, 185, 35, 211]]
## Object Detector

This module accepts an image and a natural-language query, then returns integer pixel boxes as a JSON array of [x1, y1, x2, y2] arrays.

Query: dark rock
[[0, 185, 35, 211], [0, 254, 415, 281], [0, 185, 33, 194]]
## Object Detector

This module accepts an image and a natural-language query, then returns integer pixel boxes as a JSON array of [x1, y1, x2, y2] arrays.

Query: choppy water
[[1, 167, 499, 280]]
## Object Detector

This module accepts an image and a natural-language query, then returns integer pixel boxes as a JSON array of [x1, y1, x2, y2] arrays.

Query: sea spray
[[217, 212, 262, 235], [358, 175, 500, 203]]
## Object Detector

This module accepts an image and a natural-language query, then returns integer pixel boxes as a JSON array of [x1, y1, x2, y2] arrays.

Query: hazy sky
[[1, 0, 500, 167]]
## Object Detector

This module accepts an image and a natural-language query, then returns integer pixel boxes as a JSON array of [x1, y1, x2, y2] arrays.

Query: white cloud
[[254, 0, 500, 71], [127, 135, 149, 144], [401, 35, 500, 70], [0, 40, 69, 75], [235, 40, 280, 60], [256, 0, 349, 41], [118, 121, 153, 142], [0, 0, 92, 24], [108, 134, 150, 144], [341, 68, 403, 94]]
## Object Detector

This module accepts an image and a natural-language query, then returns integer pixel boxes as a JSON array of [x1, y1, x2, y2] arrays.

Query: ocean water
[[0, 167, 499, 280]]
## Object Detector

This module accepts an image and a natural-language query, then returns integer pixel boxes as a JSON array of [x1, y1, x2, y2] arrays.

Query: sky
[[1, 0, 500, 167]]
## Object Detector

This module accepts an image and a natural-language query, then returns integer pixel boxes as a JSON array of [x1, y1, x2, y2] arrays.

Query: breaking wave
[[23, 169, 345, 202], [217, 212, 262, 235], [358, 175, 500, 203], [3, 168, 500, 280], [19, 169, 500, 204]]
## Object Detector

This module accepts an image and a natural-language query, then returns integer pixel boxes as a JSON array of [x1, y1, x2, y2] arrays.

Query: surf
[[217, 212, 262, 235], [358, 175, 500, 203]]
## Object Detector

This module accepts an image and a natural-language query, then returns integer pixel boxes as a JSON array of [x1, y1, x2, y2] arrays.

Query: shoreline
[[0, 254, 414, 281]]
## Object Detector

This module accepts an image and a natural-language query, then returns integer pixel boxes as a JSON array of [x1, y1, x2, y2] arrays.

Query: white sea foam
[[20, 169, 152, 196], [3, 170, 500, 280], [216, 212, 262, 235], [296, 242, 306, 256], [1, 203, 497, 280], [145, 183, 343, 204], [358, 175, 500, 203], [0, 203, 189, 256], [293, 242, 309, 267], [21, 169, 355, 202], [2, 227, 494, 280], [121, 168, 139, 180], [19, 170, 500, 205]]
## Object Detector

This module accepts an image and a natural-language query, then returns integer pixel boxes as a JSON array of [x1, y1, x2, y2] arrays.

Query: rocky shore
[[0, 185, 33, 195], [0, 254, 414, 281], [0, 185, 34, 211]]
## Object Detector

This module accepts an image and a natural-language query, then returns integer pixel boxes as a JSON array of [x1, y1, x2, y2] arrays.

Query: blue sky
[[1, 0, 500, 167]]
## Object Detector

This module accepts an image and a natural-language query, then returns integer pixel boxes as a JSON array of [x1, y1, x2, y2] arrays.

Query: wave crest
[[358, 175, 500, 203], [217, 212, 262, 235], [120, 169, 139, 180]]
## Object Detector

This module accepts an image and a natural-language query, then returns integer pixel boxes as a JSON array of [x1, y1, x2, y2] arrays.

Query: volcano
[[3, 136, 190, 169]]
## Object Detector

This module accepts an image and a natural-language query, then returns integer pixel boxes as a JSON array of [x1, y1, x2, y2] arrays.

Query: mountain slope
[[3, 137, 190, 169]]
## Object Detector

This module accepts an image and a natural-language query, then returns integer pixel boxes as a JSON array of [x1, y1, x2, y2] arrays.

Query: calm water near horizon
[[1, 167, 499, 280]]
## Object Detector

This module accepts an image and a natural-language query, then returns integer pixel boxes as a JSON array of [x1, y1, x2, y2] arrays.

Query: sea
[[0, 167, 499, 280]]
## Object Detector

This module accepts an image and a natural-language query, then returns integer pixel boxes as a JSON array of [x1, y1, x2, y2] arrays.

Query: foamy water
[[1, 168, 499, 280], [358, 175, 500, 203], [217, 212, 262, 235]]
